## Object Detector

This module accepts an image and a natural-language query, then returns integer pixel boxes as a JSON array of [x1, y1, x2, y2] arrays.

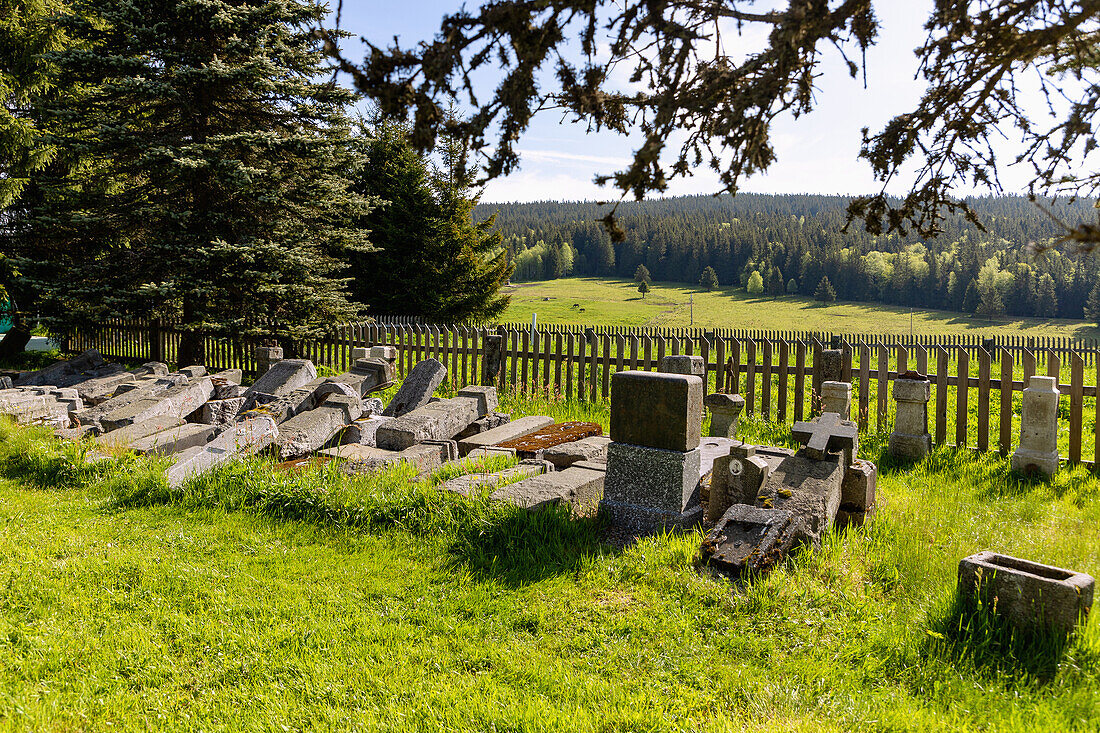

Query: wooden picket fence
[[64, 318, 1100, 467]]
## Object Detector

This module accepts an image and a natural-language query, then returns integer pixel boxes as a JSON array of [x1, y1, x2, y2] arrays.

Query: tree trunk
[[177, 300, 206, 367], [0, 310, 32, 358]]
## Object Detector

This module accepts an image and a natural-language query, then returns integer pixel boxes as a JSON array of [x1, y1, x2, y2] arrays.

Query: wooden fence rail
[[65, 318, 1100, 467]]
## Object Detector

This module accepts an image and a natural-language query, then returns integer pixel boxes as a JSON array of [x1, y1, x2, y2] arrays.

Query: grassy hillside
[[500, 278, 1100, 337]]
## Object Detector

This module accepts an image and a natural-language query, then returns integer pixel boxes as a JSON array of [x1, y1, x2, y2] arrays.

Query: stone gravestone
[[255, 346, 283, 375], [704, 392, 745, 439], [813, 348, 843, 415], [659, 354, 704, 378], [820, 381, 851, 420], [602, 370, 704, 531], [481, 334, 504, 386], [1011, 375, 1060, 477], [888, 372, 932, 460], [382, 358, 447, 417]]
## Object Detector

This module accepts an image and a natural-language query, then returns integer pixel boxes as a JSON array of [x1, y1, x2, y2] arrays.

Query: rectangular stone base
[[602, 442, 702, 531], [1011, 448, 1060, 478], [888, 432, 931, 460]]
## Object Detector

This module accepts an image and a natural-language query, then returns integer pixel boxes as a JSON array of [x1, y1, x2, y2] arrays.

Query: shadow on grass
[[446, 504, 612, 587], [923, 589, 1083, 682]]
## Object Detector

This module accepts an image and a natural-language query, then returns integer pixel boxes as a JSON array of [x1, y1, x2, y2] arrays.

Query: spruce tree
[[1085, 282, 1100, 327], [634, 264, 651, 285], [786, 278, 798, 295], [814, 276, 836, 303], [766, 267, 784, 297], [345, 118, 511, 321], [1035, 273, 1058, 318], [961, 279, 981, 314], [976, 285, 1005, 319], [699, 266, 718, 291], [23, 0, 374, 364], [638, 279, 649, 299]]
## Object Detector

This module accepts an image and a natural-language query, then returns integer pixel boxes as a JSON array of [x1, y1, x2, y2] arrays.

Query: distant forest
[[474, 194, 1100, 320]]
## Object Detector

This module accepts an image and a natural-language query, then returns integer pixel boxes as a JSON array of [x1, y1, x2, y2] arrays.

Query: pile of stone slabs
[[496, 421, 603, 459], [495, 460, 606, 512]]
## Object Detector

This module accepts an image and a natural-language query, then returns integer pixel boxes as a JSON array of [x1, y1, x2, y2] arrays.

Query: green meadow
[[500, 278, 1100, 338], [0, 386, 1098, 731]]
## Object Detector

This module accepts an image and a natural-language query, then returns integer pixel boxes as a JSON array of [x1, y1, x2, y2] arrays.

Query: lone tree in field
[[638, 279, 650, 299], [322, 0, 1100, 247], [747, 271, 764, 296], [18, 0, 373, 364], [814, 276, 837, 304], [634, 264, 651, 285], [699, 266, 719, 291]]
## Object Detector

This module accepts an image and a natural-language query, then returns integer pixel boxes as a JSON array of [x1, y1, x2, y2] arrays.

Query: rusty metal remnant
[[496, 421, 602, 458]]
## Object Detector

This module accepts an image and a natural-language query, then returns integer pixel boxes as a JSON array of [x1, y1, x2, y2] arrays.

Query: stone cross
[[791, 412, 857, 464]]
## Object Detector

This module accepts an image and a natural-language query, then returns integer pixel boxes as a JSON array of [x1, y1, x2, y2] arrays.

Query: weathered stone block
[[15, 349, 106, 387], [659, 354, 704, 377], [383, 359, 446, 417], [958, 551, 1095, 634], [177, 365, 207, 379], [610, 370, 702, 452], [100, 377, 214, 431], [333, 439, 457, 477], [707, 444, 771, 522], [376, 394, 485, 451], [197, 398, 245, 426], [705, 392, 745, 439], [440, 460, 551, 498], [820, 381, 851, 420], [131, 423, 217, 455], [166, 416, 278, 488], [275, 394, 364, 460], [841, 459, 877, 512], [246, 359, 317, 401], [98, 414, 185, 449], [457, 415, 555, 456], [340, 415, 393, 446], [492, 462, 605, 511], [542, 435, 611, 469], [755, 450, 843, 546], [453, 412, 510, 441], [456, 386, 498, 415], [254, 346, 283, 374], [370, 345, 397, 362], [603, 442, 702, 531]]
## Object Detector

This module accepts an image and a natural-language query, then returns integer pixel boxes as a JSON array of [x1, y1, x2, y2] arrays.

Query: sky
[[326, 1, 1045, 204]]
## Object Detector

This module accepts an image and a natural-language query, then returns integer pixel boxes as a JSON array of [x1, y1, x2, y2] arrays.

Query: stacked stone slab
[[130, 423, 217, 455], [1011, 376, 1061, 478], [457, 415, 553, 456], [100, 377, 214, 431], [376, 386, 496, 451], [383, 358, 447, 417], [659, 354, 704, 377], [276, 393, 364, 460], [14, 349, 106, 387], [491, 461, 606, 512], [820, 381, 851, 420], [602, 370, 704, 531], [542, 435, 611, 469], [888, 374, 932, 460], [166, 416, 278, 488], [241, 359, 317, 409], [255, 346, 283, 374]]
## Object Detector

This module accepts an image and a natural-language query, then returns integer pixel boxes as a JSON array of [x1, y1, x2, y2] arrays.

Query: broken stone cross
[[791, 412, 857, 466]]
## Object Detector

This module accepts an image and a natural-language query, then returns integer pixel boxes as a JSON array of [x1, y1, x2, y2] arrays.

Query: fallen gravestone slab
[[100, 377, 214, 431], [496, 421, 603, 459], [97, 414, 186, 449], [130, 423, 217, 455], [491, 460, 605, 511], [166, 416, 278, 488], [73, 374, 189, 429], [454, 412, 510, 441], [383, 359, 446, 417], [327, 439, 458, 477], [755, 450, 842, 546], [339, 415, 393, 446], [243, 359, 317, 405], [700, 504, 800, 576], [198, 397, 246, 426], [238, 379, 324, 423], [376, 390, 494, 451], [457, 415, 554, 456], [275, 394, 364, 460], [542, 435, 611, 469], [439, 460, 551, 497]]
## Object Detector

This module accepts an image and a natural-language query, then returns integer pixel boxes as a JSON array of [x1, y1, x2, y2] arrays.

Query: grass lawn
[[0, 390, 1098, 731], [500, 277, 1100, 338]]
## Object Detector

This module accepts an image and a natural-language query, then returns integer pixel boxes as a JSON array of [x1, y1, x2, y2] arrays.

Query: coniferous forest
[[479, 194, 1100, 321]]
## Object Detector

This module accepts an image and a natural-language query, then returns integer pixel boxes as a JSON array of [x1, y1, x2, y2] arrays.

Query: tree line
[[484, 193, 1100, 321]]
